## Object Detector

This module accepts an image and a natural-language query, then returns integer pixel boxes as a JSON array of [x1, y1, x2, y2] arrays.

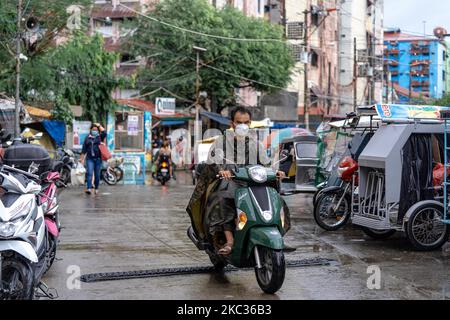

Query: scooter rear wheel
[[254, 246, 285, 294]]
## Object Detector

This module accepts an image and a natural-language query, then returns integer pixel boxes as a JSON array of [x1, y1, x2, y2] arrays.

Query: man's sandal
[[218, 243, 233, 256]]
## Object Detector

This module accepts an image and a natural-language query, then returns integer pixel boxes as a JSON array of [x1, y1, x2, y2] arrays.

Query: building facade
[[338, 0, 384, 114], [90, 0, 160, 99], [384, 29, 447, 103], [209, 0, 265, 17]]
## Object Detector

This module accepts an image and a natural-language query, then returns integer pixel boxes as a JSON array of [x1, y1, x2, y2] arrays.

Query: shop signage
[[155, 98, 176, 115]]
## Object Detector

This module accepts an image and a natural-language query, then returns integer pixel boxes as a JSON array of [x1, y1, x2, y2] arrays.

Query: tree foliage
[[20, 33, 123, 122], [0, 1, 123, 123], [433, 93, 450, 107], [129, 0, 294, 112]]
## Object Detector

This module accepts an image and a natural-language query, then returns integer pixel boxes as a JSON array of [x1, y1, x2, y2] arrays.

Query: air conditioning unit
[[286, 22, 304, 40], [358, 64, 371, 77]]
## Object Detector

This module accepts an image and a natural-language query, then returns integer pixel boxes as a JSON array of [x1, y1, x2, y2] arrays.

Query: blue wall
[[385, 38, 446, 102]]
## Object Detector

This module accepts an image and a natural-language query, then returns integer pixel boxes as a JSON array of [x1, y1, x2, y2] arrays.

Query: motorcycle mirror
[[280, 150, 289, 162]]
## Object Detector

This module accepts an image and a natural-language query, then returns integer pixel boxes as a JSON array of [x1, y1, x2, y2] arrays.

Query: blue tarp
[[161, 120, 187, 126], [42, 120, 65, 147], [272, 122, 299, 129], [200, 111, 230, 126]]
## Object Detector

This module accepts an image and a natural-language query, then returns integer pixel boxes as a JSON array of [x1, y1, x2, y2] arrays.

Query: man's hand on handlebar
[[218, 170, 233, 181], [276, 170, 286, 180]]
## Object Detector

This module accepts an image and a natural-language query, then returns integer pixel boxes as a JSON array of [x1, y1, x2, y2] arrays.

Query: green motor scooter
[[187, 153, 291, 294]]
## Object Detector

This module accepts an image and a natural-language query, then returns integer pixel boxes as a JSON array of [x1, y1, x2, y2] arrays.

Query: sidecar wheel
[[254, 246, 285, 294]]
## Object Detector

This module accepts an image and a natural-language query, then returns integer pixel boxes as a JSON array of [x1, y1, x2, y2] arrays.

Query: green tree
[[0, 1, 123, 123], [433, 93, 450, 107], [21, 33, 123, 122], [129, 0, 294, 112]]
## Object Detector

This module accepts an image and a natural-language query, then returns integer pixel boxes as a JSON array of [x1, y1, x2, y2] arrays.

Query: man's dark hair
[[230, 106, 252, 122]]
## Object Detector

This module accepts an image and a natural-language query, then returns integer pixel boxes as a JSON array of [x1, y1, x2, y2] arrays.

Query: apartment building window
[[311, 50, 319, 67], [311, 11, 319, 27]]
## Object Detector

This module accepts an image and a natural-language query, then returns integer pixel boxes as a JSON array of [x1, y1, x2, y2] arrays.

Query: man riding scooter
[[187, 107, 292, 293], [190, 107, 288, 255]]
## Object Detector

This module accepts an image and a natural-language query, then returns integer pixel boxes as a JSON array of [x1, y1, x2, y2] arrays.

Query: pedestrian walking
[[79, 123, 107, 195]]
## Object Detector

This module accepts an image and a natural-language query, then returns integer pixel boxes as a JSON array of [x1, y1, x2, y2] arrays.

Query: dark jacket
[[82, 132, 107, 160]]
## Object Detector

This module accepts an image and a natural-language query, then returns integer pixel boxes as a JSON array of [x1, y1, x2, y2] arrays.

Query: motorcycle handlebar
[[1, 164, 40, 181]]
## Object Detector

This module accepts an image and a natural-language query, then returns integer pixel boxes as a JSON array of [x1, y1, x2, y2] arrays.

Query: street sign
[[155, 98, 176, 115]]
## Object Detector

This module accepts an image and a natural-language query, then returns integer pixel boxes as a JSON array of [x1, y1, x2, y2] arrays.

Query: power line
[[118, 3, 285, 43]]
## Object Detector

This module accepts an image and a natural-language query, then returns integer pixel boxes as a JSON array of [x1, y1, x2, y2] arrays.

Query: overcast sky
[[384, 0, 450, 36]]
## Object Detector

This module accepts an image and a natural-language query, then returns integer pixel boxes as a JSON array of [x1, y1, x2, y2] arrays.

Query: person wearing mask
[[80, 123, 107, 195], [187, 107, 287, 256], [156, 140, 175, 180]]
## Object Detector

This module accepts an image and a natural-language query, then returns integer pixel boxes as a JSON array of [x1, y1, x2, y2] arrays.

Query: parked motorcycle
[[156, 154, 171, 186], [55, 148, 76, 187], [313, 156, 358, 231], [101, 157, 124, 186], [0, 137, 63, 299], [0, 164, 47, 300], [187, 152, 291, 294]]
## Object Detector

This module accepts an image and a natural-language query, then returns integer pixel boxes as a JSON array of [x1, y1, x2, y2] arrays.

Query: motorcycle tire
[[44, 233, 57, 274], [361, 227, 396, 240], [206, 249, 226, 271], [114, 167, 124, 182], [0, 259, 34, 300], [60, 167, 71, 185], [254, 246, 285, 294], [102, 170, 118, 186], [314, 191, 351, 231]]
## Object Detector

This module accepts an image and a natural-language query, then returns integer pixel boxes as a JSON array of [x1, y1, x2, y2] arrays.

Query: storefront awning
[[200, 111, 230, 126]]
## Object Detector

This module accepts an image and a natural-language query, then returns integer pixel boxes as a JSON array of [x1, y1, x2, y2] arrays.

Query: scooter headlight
[[248, 166, 267, 183], [0, 222, 16, 238], [261, 211, 273, 222]]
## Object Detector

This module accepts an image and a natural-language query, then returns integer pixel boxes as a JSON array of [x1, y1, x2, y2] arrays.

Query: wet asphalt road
[[42, 172, 449, 300]]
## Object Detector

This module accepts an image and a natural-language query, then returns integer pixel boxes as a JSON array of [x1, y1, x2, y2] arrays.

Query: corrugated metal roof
[[91, 2, 140, 18], [384, 31, 437, 43], [116, 99, 193, 120]]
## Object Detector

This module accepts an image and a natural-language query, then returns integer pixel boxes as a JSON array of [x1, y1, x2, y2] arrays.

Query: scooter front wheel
[[254, 246, 285, 294], [0, 258, 34, 300]]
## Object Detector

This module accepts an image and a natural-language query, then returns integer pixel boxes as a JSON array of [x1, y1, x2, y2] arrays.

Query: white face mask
[[235, 124, 250, 137]]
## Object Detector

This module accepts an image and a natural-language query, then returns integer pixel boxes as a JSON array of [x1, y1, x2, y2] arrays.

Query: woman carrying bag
[[80, 123, 108, 195]]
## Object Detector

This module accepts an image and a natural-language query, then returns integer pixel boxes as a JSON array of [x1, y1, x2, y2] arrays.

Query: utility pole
[[353, 37, 357, 111], [193, 46, 207, 142], [370, 3, 376, 105], [303, 9, 309, 130], [15, 0, 22, 138]]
